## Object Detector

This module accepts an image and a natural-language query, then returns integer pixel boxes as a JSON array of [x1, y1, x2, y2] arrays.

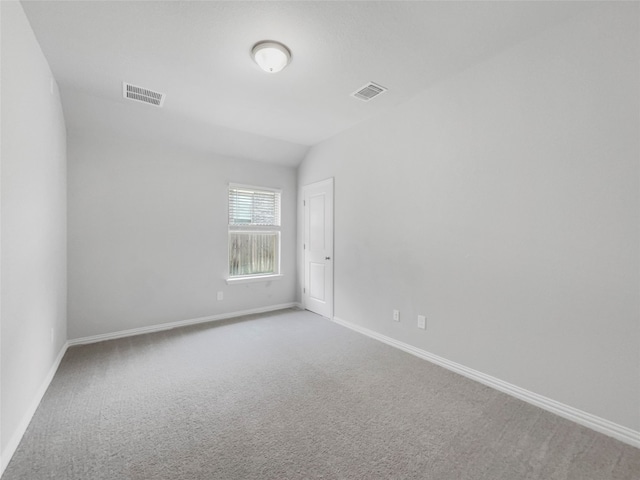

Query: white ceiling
[[21, 1, 593, 167]]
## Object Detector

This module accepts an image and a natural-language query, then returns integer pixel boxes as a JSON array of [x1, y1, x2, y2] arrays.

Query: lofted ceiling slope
[[21, 1, 594, 166]]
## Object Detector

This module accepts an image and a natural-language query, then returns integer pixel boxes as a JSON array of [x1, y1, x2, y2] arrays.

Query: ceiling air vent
[[122, 82, 165, 107], [351, 82, 387, 102]]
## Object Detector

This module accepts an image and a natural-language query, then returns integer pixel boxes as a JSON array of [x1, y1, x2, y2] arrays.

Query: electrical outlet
[[393, 310, 400, 322], [217, 291, 224, 301], [417, 315, 426, 330]]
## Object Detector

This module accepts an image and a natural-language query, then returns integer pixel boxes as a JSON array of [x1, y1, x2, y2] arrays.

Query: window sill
[[226, 274, 283, 285]]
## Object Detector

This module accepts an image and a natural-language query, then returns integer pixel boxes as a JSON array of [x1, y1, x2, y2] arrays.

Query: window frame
[[226, 183, 283, 284]]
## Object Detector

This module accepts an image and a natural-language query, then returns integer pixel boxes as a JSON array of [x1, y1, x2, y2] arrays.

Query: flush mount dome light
[[251, 41, 291, 73]]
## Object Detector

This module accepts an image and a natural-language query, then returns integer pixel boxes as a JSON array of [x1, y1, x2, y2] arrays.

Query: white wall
[[68, 128, 298, 339], [1, 0, 67, 458], [298, 3, 639, 432]]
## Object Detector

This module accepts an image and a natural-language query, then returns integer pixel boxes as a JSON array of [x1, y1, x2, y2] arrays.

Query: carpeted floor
[[3, 308, 639, 479]]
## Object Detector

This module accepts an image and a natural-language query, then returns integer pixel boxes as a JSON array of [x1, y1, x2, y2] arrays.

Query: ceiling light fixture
[[251, 41, 291, 73]]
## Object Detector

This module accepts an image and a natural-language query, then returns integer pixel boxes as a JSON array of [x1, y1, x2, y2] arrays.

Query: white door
[[303, 178, 334, 318]]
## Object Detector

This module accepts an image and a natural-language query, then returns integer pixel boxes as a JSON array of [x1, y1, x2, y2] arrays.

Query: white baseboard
[[68, 303, 299, 346], [1, 341, 69, 477], [331, 316, 640, 449]]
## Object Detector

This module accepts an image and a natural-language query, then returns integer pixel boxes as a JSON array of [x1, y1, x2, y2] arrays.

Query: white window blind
[[228, 186, 281, 226]]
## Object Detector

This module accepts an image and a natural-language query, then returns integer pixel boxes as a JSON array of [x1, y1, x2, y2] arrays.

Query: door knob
[[325, 256, 331, 260]]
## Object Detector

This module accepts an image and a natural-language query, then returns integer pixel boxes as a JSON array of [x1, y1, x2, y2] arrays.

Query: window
[[228, 184, 281, 281]]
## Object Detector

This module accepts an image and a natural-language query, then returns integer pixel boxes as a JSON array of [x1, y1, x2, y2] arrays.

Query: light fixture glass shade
[[252, 41, 291, 73]]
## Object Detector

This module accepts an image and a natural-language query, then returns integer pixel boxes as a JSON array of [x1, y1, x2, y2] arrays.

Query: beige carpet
[[3, 309, 639, 479]]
